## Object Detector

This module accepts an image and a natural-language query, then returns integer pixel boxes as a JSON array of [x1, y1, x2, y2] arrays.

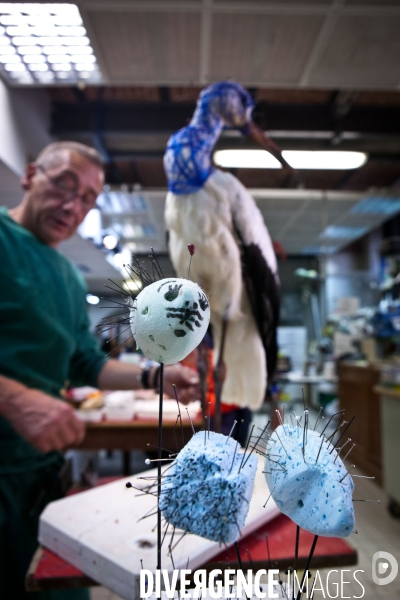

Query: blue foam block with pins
[[159, 431, 257, 544], [264, 425, 355, 537]]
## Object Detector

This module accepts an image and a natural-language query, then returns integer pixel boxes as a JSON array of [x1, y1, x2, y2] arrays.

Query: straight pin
[[242, 420, 271, 468], [226, 420, 237, 443], [340, 464, 356, 483], [302, 410, 309, 459], [276, 410, 287, 434], [353, 499, 380, 502], [330, 416, 355, 454], [342, 443, 356, 462], [315, 436, 325, 463], [263, 483, 276, 507], [333, 438, 352, 463], [185, 407, 196, 435], [239, 423, 255, 472], [275, 430, 290, 458], [313, 407, 323, 431], [319, 409, 345, 437]]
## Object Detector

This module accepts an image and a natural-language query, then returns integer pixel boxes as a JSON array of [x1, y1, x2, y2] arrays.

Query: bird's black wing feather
[[237, 236, 280, 385]]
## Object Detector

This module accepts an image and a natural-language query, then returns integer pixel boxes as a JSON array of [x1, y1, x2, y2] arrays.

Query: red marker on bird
[[188, 244, 195, 277]]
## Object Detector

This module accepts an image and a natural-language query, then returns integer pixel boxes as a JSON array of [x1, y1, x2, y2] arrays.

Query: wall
[[325, 229, 381, 317], [0, 78, 52, 178]]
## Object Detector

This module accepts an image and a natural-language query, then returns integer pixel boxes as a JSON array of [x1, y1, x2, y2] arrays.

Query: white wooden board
[[39, 457, 280, 600]]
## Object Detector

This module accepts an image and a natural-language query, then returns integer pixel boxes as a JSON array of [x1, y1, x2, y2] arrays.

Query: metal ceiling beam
[[51, 100, 400, 136]]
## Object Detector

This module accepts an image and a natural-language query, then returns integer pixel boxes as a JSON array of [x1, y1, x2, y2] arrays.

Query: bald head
[[35, 141, 105, 173]]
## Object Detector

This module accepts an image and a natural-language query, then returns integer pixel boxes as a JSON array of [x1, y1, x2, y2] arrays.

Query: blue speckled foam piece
[[264, 425, 355, 537], [159, 431, 257, 543]]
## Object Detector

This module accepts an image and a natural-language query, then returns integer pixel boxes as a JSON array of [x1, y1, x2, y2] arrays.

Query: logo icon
[[372, 551, 398, 586]]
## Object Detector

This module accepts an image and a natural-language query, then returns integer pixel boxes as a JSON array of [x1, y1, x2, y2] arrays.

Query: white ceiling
[[77, 0, 400, 89], [2, 0, 400, 287]]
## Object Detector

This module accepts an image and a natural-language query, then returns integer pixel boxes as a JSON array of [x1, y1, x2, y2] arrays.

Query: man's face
[[22, 150, 104, 247]]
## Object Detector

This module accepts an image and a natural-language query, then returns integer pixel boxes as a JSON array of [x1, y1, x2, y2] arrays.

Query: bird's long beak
[[247, 120, 292, 170]]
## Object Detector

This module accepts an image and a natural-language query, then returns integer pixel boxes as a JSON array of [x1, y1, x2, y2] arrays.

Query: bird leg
[[213, 318, 229, 434]]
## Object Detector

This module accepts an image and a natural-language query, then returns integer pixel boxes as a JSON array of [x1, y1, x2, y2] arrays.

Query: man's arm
[[0, 374, 85, 453], [0, 362, 199, 454], [97, 360, 199, 404]]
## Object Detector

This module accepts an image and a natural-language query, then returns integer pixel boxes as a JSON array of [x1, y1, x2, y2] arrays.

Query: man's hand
[[0, 377, 85, 453], [163, 364, 199, 405]]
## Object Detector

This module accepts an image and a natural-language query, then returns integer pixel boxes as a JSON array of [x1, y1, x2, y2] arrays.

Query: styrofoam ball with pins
[[264, 423, 355, 537], [130, 278, 210, 365]]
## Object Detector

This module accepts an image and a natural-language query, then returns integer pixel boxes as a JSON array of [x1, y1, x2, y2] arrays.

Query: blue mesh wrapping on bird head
[[164, 81, 255, 194]]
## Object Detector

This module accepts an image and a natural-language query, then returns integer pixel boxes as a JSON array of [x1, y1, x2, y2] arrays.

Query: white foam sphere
[[130, 278, 210, 365]]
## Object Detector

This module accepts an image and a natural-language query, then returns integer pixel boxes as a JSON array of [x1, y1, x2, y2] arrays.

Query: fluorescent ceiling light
[[123, 280, 143, 292], [53, 16, 82, 26], [5, 63, 25, 71], [351, 197, 400, 216], [52, 63, 71, 71], [321, 225, 368, 239], [42, 46, 68, 54], [30, 63, 48, 71], [27, 16, 57, 26], [302, 246, 338, 255], [23, 54, 46, 63], [0, 15, 23, 25], [18, 45, 42, 54], [214, 150, 281, 169], [283, 150, 367, 170], [0, 54, 20, 62], [57, 26, 86, 36], [75, 63, 94, 71], [66, 45, 92, 54], [0, 45, 15, 53], [86, 294, 100, 305], [213, 149, 367, 170], [70, 54, 95, 63], [47, 55, 70, 63], [103, 234, 119, 250], [0, 3, 101, 85], [6, 26, 31, 36]]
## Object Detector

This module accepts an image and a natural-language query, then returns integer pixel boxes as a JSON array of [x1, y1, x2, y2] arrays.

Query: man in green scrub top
[[0, 141, 198, 599]]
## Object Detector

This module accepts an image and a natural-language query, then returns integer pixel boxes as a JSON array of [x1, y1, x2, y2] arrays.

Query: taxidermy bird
[[164, 81, 288, 422]]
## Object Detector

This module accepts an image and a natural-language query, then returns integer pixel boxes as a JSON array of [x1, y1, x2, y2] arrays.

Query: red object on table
[[209, 514, 356, 569], [27, 514, 357, 591]]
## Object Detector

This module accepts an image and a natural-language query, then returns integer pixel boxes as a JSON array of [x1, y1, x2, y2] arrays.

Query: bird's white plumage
[[165, 169, 276, 409]]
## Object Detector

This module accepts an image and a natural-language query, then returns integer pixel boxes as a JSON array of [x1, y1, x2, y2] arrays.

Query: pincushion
[[264, 425, 355, 537], [129, 278, 210, 365], [159, 431, 257, 543]]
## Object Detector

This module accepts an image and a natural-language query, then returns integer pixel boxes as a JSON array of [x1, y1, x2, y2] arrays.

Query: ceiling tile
[[88, 10, 201, 83], [309, 15, 400, 88], [210, 13, 324, 85]]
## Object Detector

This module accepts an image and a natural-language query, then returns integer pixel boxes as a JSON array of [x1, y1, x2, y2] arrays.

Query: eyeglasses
[[36, 164, 98, 211]]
